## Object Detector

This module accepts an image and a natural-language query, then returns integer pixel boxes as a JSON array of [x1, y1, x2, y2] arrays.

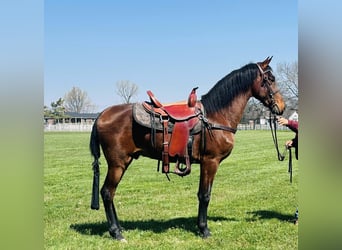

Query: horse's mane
[[201, 63, 260, 114]]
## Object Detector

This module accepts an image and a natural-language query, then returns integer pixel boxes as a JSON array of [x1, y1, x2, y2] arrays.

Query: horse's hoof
[[120, 238, 128, 243], [200, 228, 211, 238], [109, 227, 125, 241]]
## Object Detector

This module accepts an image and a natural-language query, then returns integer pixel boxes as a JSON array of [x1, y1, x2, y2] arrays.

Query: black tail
[[90, 119, 100, 210]]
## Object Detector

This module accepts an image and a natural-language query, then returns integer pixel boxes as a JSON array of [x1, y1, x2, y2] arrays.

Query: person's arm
[[287, 120, 298, 133]]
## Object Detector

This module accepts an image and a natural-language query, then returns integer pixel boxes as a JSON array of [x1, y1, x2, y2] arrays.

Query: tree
[[115, 80, 139, 104], [276, 61, 298, 111], [64, 86, 95, 113], [241, 98, 267, 123], [44, 105, 52, 118], [43, 97, 68, 123]]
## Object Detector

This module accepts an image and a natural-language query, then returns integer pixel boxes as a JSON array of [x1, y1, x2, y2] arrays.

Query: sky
[[45, 0, 298, 112]]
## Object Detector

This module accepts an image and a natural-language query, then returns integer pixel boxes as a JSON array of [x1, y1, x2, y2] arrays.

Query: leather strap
[[209, 123, 237, 134], [288, 147, 293, 183], [162, 119, 170, 173]]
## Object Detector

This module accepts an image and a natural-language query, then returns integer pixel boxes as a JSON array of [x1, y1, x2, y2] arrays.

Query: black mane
[[201, 63, 259, 114]]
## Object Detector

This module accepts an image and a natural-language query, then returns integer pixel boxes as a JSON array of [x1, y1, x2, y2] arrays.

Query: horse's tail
[[90, 119, 100, 210]]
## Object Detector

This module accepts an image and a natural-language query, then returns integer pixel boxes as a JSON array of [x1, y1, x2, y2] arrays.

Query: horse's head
[[252, 57, 286, 115]]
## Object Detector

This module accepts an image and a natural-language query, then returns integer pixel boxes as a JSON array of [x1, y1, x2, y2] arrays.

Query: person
[[277, 117, 298, 160], [277, 116, 299, 225]]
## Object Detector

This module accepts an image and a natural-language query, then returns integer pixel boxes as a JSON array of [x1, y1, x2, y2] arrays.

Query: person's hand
[[277, 117, 289, 126], [285, 139, 293, 148]]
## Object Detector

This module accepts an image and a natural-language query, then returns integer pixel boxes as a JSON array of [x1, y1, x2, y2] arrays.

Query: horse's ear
[[260, 56, 273, 69]]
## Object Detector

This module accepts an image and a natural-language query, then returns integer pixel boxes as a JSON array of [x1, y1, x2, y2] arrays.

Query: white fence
[[237, 124, 289, 131], [44, 122, 289, 132], [44, 123, 93, 132]]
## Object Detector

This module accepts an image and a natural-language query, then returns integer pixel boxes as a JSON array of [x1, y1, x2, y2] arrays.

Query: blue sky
[[45, 1, 298, 112]]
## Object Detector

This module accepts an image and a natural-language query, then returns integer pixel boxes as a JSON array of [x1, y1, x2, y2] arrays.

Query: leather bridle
[[256, 63, 280, 108], [256, 63, 293, 182], [269, 114, 294, 183]]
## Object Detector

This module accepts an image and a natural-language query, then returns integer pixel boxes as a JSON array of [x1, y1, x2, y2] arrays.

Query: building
[[288, 111, 298, 121], [44, 112, 99, 132], [44, 112, 99, 125]]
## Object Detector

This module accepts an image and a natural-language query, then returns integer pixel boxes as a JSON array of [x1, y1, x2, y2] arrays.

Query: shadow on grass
[[246, 210, 295, 222], [70, 216, 236, 237]]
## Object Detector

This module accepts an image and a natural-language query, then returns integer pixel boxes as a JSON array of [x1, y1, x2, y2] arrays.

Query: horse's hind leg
[[101, 159, 131, 241]]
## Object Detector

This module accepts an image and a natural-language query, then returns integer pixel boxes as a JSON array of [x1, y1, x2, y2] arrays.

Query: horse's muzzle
[[271, 104, 284, 115]]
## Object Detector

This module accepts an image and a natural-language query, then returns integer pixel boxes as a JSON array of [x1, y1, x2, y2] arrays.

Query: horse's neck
[[214, 92, 251, 129]]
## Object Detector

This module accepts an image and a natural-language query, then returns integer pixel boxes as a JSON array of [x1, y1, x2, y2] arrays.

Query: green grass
[[44, 131, 298, 249]]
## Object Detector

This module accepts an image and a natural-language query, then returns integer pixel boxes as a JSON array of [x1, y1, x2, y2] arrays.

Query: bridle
[[255, 64, 284, 160], [256, 63, 280, 107], [256, 63, 293, 182], [269, 114, 293, 183], [269, 114, 287, 161]]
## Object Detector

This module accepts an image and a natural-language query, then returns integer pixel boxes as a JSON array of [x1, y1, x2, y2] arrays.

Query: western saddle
[[142, 87, 202, 177]]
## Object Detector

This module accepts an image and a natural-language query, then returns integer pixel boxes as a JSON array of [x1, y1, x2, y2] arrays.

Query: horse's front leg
[[197, 159, 219, 238]]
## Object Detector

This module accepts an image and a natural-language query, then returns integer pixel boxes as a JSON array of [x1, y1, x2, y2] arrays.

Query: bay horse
[[89, 57, 285, 241]]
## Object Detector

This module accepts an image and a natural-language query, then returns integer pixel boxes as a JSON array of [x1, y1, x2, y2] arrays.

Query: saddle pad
[[132, 103, 173, 131]]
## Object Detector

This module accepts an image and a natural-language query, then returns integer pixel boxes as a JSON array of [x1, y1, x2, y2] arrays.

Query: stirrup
[[173, 158, 191, 177]]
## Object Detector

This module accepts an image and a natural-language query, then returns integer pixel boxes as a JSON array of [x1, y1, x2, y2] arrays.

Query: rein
[[269, 114, 293, 183]]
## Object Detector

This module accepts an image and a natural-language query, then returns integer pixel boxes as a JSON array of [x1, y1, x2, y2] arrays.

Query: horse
[[89, 57, 286, 241]]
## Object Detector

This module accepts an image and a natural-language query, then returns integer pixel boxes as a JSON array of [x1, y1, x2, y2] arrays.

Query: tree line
[[44, 81, 139, 120], [44, 61, 298, 122]]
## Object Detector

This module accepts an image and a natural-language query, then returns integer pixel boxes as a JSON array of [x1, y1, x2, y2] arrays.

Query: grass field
[[44, 130, 298, 249]]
